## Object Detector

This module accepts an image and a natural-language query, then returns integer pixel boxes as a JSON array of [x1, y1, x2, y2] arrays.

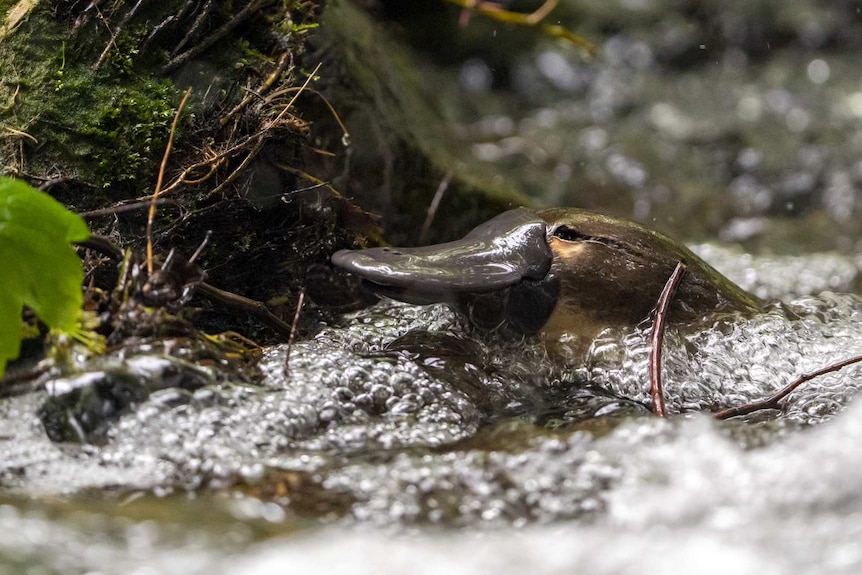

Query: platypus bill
[[331, 208, 760, 354]]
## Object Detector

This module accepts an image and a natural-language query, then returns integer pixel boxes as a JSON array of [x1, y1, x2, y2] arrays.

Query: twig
[[174, 64, 330, 201], [95, 0, 151, 69], [419, 171, 451, 244], [649, 262, 687, 417], [220, 51, 293, 128], [159, 144, 238, 196], [75, 234, 125, 260], [147, 87, 192, 275], [714, 353, 862, 420], [135, 63, 332, 202], [263, 84, 350, 145], [70, 0, 106, 36], [1, 0, 40, 39], [445, 0, 595, 55], [189, 230, 212, 263], [163, 0, 276, 73], [458, 0, 559, 28], [2, 126, 37, 143], [1, 84, 20, 113], [202, 134, 266, 200], [270, 62, 323, 126], [171, 0, 215, 56], [521, 0, 559, 24], [197, 283, 295, 336], [284, 289, 305, 374], [275, 163, 344, 200], [90, 3, 114, 35], [80, 198, 178, 219]]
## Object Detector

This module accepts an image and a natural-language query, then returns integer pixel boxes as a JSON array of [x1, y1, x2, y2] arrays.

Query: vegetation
[[0, 177, 89, 376]]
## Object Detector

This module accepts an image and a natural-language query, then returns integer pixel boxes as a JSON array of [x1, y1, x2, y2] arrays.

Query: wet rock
[[38, 356, 217, 444]]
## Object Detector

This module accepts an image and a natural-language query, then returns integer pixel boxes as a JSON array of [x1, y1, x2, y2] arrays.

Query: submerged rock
[[38, 355, 217, 443]]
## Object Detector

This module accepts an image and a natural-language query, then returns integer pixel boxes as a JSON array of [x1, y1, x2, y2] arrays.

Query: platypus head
[[332, 207, 759, 350]]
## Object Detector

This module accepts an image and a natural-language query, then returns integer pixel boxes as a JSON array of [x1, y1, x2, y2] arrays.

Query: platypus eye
[[552, 225, 626, 252], [551, 225, 591, 242]]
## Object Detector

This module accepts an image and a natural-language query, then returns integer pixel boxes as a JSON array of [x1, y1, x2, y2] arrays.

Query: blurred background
[[351, 0, 862, 254]]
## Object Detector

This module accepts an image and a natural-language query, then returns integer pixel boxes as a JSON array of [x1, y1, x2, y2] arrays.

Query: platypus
[[332, 208, 760, 353]]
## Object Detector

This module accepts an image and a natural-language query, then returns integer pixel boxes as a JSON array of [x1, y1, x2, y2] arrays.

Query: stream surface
[[1, 247, 862, 574]]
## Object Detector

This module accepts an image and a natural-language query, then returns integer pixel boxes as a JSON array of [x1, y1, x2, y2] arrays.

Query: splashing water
[[0, 245, 860, 533], [575, 292, 862, 422]]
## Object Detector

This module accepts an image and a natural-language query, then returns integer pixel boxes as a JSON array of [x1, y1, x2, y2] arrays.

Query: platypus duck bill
[[331, 207, 759, 343], [331, 209, 552, 304]]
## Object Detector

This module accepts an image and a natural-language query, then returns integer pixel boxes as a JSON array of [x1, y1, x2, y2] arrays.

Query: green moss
[[0, 1, 322, 204], [0, 5, 181, 198], [56, 73, 178, 192]]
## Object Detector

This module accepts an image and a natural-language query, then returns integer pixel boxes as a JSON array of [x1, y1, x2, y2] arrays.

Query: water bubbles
[[735, 147, 762, 172], [766, 88, 792, 114], [736, 94, 763, 122], [845, 92, 862, 118], [606, 152, 648, 188], [318, 403, 340, 424], [786, 107, 811, 133], [536, 50, 584, 93], [460, 58, 494, 93], [612, 293, 862, 422], [578, 127, 608, 153], [728, 173, 773, 214], [650, 102, 694, 140], [823, 170, 856, 222], [230, 496, 285, 523], [690, 244, 859, 300], [807, 58, 830, 84], [7, 254, 862, 528]]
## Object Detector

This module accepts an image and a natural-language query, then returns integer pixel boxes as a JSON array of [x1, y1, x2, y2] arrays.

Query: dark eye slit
[[552, 225, 627, 250]]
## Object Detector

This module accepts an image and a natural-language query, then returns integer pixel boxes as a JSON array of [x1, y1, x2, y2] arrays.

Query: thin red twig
[[419, 171, 451, 244], [714, 353, 862, 420], [147, 87, 192, 275], [284, 289, 306, 374], [649, 262, 687, 417]]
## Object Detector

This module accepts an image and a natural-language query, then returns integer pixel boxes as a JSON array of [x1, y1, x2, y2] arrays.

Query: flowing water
[[1, 246, 862, 573]]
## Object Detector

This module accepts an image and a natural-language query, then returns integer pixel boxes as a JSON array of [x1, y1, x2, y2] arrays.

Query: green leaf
[[0, 178, 90, 376]]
